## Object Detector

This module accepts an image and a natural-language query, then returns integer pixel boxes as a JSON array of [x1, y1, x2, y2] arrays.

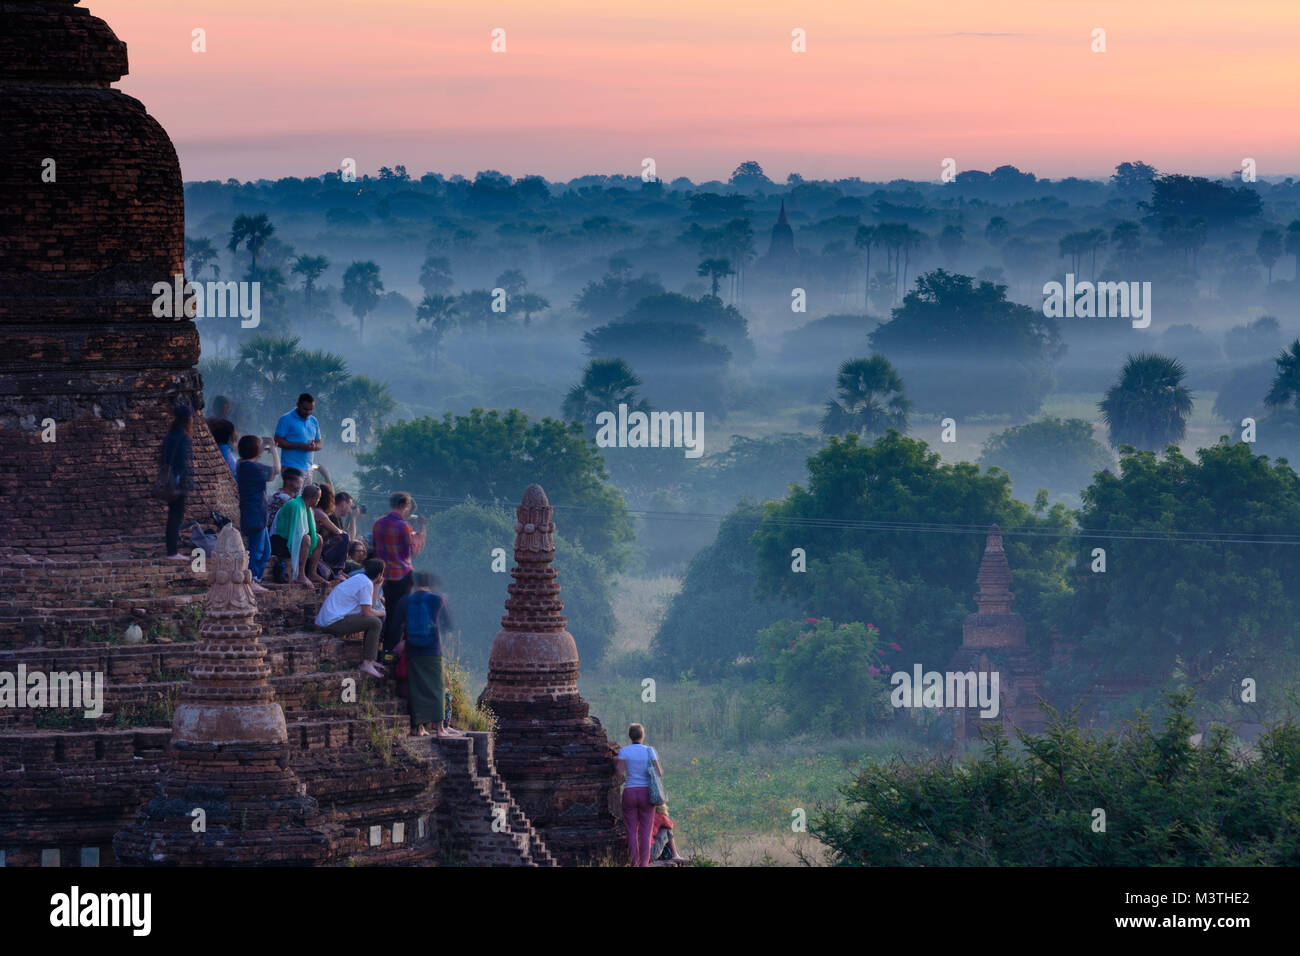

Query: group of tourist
[[160, 397, 687, 857], [163, 393, 456, 737]]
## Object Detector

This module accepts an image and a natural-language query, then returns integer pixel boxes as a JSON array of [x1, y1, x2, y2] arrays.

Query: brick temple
[[0, 0, 618, 867], [947, 525, 1047, 741]]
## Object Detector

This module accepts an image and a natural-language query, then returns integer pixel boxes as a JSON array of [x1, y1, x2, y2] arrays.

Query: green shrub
[[756, 618, 892, 737], [814, 692, 1300, 865]]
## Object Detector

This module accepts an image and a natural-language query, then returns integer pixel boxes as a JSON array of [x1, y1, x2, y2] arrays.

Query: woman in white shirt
[[616, 723, 663, 866]]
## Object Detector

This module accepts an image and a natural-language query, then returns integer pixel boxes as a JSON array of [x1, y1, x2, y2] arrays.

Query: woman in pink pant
[[616, 723, 662, 866]]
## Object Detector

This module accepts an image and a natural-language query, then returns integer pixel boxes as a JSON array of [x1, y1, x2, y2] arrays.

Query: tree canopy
[[356, 408, 633, 567], [869, 270, 1062, 417]]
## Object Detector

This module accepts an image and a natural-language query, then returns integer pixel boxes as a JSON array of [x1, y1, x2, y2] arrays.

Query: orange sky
[[94, 0, 1300, 182]]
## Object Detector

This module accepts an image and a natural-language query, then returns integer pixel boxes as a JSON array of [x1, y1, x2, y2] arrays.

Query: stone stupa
[[114, 526, 338, 865], [479, 485, 623, 864]]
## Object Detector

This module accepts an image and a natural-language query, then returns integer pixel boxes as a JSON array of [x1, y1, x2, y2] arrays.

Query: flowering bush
[[755, 618, 893, 737]]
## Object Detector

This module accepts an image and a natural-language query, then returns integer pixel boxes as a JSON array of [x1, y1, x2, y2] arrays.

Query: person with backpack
[[616, 723, 663, 866], [391, 571, 462, 738], [159, 405, 195, 560]]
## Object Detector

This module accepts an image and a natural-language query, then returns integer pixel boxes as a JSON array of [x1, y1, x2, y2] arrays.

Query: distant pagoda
[[947, 525, 1045, 741], [765, 199, 797, 260]]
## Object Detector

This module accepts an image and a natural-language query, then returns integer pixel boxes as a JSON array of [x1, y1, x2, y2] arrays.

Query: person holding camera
[[372, 491, 426, 653]]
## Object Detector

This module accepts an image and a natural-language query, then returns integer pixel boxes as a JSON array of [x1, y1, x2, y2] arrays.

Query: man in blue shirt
[[274, 392, 322, 481]]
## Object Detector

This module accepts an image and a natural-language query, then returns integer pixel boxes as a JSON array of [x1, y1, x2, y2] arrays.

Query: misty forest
[[191, 161, 1300, 864]]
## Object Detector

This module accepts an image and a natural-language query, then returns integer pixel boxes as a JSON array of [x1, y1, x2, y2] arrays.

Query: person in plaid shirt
[[372, 491, 426, 653]]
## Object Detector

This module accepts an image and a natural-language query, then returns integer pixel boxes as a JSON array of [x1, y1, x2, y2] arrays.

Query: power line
[[392, 492, 1300, 547]]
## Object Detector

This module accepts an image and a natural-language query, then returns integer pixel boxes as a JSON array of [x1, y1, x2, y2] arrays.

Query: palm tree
[[414, 294, 458, 366], [1059, 231, 1087, 274], [1265, 340, 1300, 411], [1186, 217, 1209, 275], [340, 261, 383, 342], [291, 255, 330, 322], [871, 222, 924, 302], [696, 257, 734, 297], [515, 292, 549, 327], [819, 356, 911, 437], [1111, 221, 1141, 256], [937, 224, 964, 267], [721, 218, 755, 301], [324, 374, 395, 449], [854, 225, 876, 310], [896, 225, 926, 301], [185, 237, 218, 280], [984, 216, 1010, 245], [494, 268, 528, 302], [1098, 353, 1194, 451], [563, 358, 649, 433], [419, 256, 454, 297], [235, 335, 302, 425], [454, 289, 496, 331], [227, 213, 275, 281], [1257, 229, 1283, 286], [1285, 220, 1300, 281], [1081, 227, 1108, 278]]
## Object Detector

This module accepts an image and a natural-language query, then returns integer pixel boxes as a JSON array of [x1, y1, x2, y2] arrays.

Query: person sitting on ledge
[[343, 539, 370, 576], [265, 466, 303, 531], [313, 484, 350, 579], [273, 482, 325, 587], [391, 571, 462, 738], [650, 802, 687, 864], [315, 558, 387, 678], [334, 491, 360, 539]]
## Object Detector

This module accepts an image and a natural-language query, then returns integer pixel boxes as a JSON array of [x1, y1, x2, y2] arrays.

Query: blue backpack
[[405, 592, 441, 650]]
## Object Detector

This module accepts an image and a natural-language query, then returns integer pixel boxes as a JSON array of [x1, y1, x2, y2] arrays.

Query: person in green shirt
[[274, 482, 324, 586]]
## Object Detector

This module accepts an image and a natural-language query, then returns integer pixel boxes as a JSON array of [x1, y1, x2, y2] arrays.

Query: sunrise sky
[[94, 0, 1300, 183]]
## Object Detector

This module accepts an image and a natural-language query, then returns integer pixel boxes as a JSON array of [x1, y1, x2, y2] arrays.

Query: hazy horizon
[[95, 0, 1300, 183]]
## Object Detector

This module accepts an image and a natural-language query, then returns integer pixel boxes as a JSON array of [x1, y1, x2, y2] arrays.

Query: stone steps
[[415, 732, 557, 867]]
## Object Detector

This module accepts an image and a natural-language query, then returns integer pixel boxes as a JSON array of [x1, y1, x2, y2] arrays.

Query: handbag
[[645, 745, 666, 806], [151, 461, 179, 502]]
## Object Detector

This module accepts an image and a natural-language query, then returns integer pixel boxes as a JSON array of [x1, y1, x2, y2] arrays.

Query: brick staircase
[[409, 731, 556, 867]]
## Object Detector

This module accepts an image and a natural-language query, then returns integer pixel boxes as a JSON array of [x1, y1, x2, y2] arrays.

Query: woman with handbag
[[616, 723, 663, 866], [159, 405, 195, 560]]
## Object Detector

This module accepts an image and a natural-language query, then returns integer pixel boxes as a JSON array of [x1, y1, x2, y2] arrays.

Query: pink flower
[[875, 648, 885, 656], [805, 617, 819, 624], [883, 665, 891, 673], [889, 642, 902, 652], [869, 665, 880, 676]]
